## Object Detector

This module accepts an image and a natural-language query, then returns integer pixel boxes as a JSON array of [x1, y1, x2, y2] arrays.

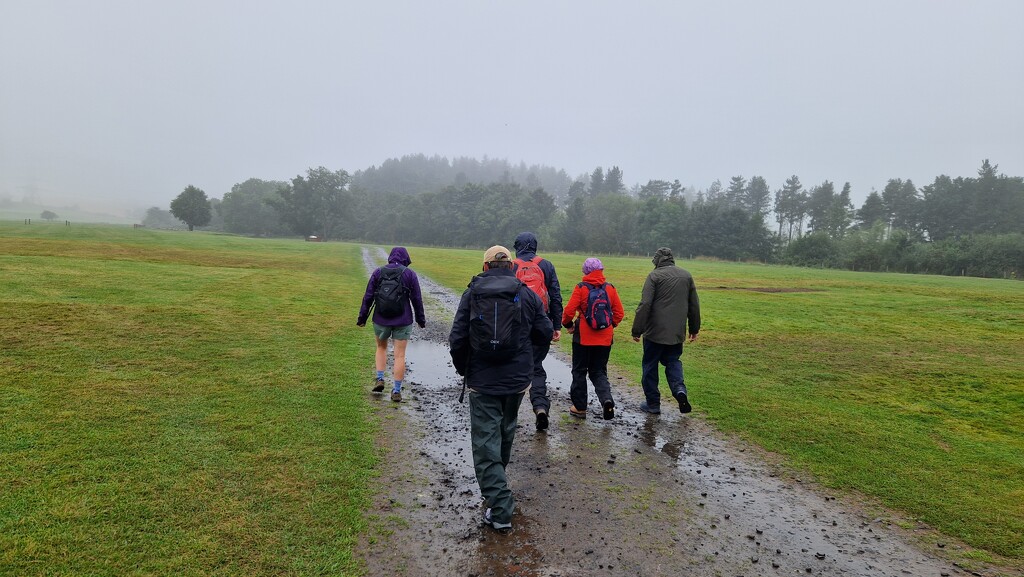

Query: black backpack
[[374, 266, 408, 318], [579, 282, 613, 330], [468, 275, 523, 361]]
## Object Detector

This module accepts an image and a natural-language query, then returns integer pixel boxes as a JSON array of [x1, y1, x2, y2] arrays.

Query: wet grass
[[2, 226, 1021, 569], [408, 244, 1024, 562], [1, 224, 379, 576]]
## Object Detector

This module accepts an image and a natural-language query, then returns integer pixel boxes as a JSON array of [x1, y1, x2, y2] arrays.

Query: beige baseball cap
[[483, 245, 512, 264]]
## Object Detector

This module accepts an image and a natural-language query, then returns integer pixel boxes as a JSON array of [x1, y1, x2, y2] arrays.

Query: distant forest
[[149, 154, 1024, 280]]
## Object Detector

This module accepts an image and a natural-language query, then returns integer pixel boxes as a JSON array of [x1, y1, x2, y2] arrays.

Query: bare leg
[[392, 338, 408, 382], [375, 336, 389, 374]]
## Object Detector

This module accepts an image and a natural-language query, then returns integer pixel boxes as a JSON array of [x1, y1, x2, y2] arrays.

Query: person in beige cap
[[448, 245, 553, 534]]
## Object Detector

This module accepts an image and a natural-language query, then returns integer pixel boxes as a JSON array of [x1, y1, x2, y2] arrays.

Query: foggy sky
[[2, 0, 1022, 215]]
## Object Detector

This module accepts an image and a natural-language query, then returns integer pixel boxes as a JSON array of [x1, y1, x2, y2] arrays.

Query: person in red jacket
[[561, 258, 625, 420]]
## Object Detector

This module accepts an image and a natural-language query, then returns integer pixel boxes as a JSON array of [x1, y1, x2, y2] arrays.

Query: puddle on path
[[358, 246, 967, 577]]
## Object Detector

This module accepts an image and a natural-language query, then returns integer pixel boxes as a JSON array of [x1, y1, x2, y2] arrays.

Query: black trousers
[[569, 341, 614, 410], [528, 340, 550, 412]]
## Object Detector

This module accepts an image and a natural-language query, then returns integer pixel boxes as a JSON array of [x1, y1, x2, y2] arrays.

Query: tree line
[[152, 156, 1023, 280]]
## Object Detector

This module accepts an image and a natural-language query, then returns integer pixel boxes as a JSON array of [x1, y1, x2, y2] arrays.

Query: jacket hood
[[467, 267, 514, 288], [652, 247, 675, 268], [582, 270, 607, 284], [388, 246, 412, 266], [513, 232, 538, 256]]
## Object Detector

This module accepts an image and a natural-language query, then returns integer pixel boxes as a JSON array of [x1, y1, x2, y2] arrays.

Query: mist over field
[[2, 1, 1022, 217]]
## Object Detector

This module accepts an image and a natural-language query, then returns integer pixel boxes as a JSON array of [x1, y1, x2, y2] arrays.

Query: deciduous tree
[[221, 178, 289, 236], [170, 185, 212, 231], [268, 167, 350, 239]]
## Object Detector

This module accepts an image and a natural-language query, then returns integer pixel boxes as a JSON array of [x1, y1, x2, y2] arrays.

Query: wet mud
[[355, 247, 999, 577]]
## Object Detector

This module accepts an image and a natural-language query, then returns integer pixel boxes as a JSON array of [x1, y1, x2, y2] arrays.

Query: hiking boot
[[639, 401, 661, 414], [535, 409, 549, 431], [569, 405, 587, 419], [391, 391, 402, 402], [675, 392, 692, 414], [484, 508, 513, 535], [602, 400, 615, 420], [372, 379, 386, 393]]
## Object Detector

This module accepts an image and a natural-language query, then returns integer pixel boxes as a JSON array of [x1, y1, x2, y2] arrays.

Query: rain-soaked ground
[[354, 247, 1003, 577]]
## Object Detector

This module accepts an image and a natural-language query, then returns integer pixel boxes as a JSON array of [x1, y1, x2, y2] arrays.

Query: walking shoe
[[391, 391, 402, 402], [569, 405, 587, 418], [484, 508, 513, 535], [372, 379, 386, 393], [639, 401, 661, 414], [535, 409, 549, 431], [602, 400, 615, 420], [675, 392, 692, 414]]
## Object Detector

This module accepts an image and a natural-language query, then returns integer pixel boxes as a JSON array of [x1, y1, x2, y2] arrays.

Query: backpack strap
[[380, 264, 407, 283], [395, 265, 408, 293], [514, 256, 543, 268]]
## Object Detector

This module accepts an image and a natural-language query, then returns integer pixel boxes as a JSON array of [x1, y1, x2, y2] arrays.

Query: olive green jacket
[[630, 250, 701, 345]]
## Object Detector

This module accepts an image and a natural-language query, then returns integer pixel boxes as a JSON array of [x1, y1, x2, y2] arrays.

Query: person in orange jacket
[[561, 258, 625, 420]]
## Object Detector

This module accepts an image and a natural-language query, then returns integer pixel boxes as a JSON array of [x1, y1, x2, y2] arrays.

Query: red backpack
[[514, 257, 549, 313]]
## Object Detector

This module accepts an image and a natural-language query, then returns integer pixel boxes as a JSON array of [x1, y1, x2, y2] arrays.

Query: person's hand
[[633, 336, 641, 343], [688, 332, 698, 343], [417, 321, 426, 329], [565, 325, 574, 335], [357, 320, 366, 327], [551, 329, 561, 342]]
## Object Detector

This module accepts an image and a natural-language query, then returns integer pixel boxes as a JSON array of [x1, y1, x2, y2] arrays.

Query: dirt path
[[354, 247, 993, 577]]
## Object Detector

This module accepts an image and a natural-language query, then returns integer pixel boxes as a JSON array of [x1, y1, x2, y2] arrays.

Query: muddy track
[[354, 247, 993, 577]]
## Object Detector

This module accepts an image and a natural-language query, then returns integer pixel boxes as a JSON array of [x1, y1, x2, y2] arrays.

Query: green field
[[1, 223, 1022, 575]]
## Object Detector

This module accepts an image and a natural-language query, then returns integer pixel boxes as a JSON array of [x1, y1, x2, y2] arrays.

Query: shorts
[[373, 323, 412, 341]]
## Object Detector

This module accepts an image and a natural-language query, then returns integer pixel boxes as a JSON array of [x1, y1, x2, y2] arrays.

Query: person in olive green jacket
[[630, 247, 701, 414]]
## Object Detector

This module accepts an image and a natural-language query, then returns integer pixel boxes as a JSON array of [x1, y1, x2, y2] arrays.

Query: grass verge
[[1, 224, 378, 576]]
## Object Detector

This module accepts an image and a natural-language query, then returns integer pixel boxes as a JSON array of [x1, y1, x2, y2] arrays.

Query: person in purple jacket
[[357, 247, 426, 402]]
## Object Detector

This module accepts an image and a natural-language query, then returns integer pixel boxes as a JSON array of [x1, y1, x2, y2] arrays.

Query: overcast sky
[[2, 0, 1022, 215]]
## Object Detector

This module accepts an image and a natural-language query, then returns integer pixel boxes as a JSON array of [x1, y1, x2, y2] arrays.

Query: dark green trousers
[[469, 390, 525, 525]]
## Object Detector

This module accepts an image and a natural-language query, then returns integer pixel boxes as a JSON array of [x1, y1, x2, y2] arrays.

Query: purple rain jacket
[[357, 246, 426, 327]]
